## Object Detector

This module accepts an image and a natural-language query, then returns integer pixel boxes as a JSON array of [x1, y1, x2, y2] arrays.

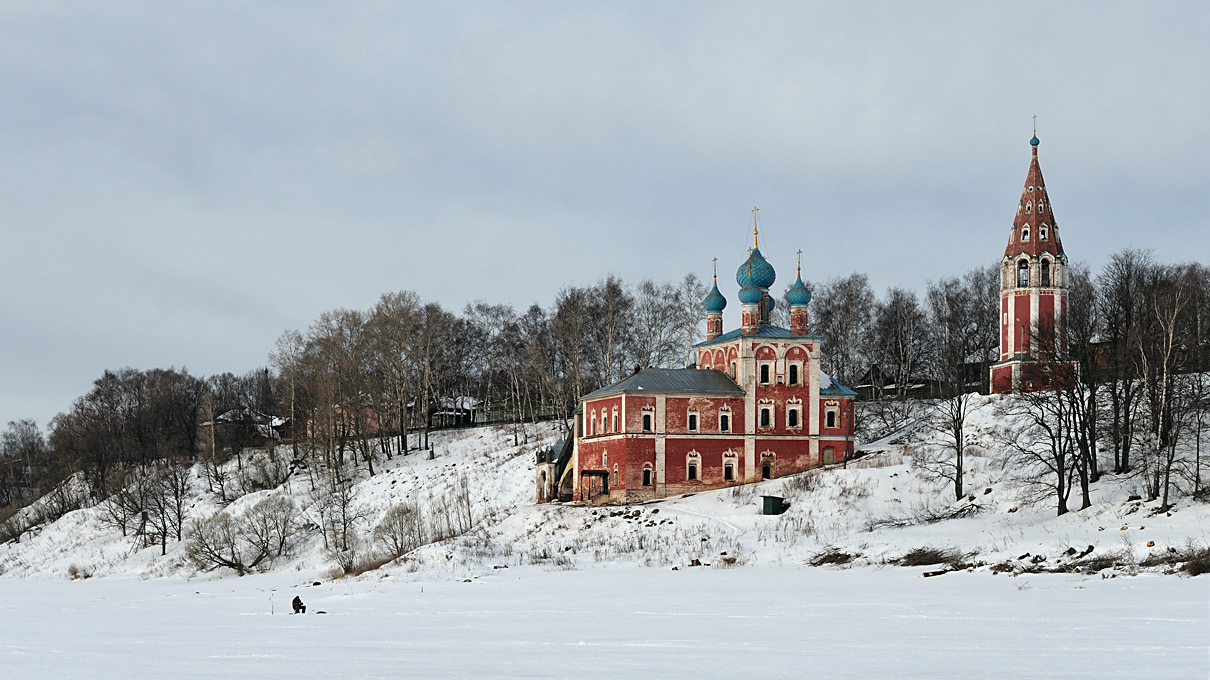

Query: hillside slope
[[2, 396, 1207, 581]]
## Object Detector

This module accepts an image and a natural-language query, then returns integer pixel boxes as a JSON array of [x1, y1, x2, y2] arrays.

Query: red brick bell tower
[[989, 129, 1070, 393]]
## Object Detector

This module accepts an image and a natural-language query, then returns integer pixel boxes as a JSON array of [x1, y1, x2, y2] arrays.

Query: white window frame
[[717, 406, 732, 433], [786, 403, 802, 430], [759, 406, 773, 429], [686, 451, 701, 482], [722, 451, 738, 482]]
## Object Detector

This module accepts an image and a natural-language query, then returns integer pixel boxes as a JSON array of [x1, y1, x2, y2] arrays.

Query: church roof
[[736, 248, 776, 289], [819, 371, 858, 397], [786, 276, 811, 306], [694, 324, 823, 347], [581, 368, 744, 400], [1005, 134, 1065, 261], [702, 282, 727, 313]]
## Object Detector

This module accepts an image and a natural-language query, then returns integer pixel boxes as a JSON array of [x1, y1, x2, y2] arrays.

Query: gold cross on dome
[[751, 206, 760, 248]]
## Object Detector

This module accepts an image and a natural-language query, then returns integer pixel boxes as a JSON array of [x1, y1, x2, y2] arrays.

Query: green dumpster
[[761, 495, 785, 515]]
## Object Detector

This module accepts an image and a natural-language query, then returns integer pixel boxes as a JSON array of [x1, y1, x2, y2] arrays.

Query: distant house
[[201, 407, 292, 448]]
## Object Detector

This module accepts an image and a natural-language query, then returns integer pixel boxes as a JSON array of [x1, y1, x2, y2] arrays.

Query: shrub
[[897, 546, 964, 567], [186, 495, 301, 575], [810, 547, 856, 566]]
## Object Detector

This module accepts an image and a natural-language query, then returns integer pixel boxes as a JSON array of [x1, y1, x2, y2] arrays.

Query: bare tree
[[920, 275, 984, 501], [810, 273, 874, 386], [871, 287, 928, 400], [1098, 249, 1152, 473]]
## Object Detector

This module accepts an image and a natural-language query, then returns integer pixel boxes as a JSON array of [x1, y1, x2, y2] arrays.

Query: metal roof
[[581, 368, 744, 400], [820, 371, 859, 397], [694, 324, 824, 348]]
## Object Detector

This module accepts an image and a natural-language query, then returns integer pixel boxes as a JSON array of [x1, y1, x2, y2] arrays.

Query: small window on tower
[[1041, 260, 1051, 287], [1021, 227, 1030, 242], [1040, 226, 1048, 240], [1025, 204, 1031, 213], [1017, 260, 1030, 288]]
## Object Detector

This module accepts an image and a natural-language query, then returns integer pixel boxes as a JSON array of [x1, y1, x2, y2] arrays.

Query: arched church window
[[1017, 260, 1030, 288], [642, 413, 652, 432], [1041, 259, 1051, 287], [1040, 226, 1048, 240], [1021, 227, 1030, 242], [1025, 203, 1031, 213]]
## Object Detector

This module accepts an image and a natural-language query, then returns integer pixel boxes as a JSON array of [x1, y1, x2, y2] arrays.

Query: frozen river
[[1, 567, 1206, 679]]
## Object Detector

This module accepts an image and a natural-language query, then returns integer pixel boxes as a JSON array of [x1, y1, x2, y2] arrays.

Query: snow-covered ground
[[0, 567, 1205, 679], [3, 396, 1210, 581], [2, 397, 1209, 676]]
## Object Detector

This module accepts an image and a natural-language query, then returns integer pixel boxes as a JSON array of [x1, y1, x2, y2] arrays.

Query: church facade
[[568, 230, 856, 504], [990, 133, 1072, 393]]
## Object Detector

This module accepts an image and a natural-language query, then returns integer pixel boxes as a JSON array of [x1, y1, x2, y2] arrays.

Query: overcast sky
[[2, 2, 1208, 429]]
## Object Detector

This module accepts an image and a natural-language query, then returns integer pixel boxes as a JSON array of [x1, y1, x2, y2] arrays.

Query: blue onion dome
[[786, 276, 812, 306], [738, 279, 763, 305], [1030, 134, 1040, 147], [736, 248, 776, 290], [702, 282, 727, 313]]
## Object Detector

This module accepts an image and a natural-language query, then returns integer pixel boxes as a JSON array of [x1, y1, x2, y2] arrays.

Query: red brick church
[[566, 226, 856, 503], [990, 132, 1071, 393]]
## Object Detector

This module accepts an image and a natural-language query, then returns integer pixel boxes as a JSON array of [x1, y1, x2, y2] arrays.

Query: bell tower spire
[[990, 127, 1072, 393]]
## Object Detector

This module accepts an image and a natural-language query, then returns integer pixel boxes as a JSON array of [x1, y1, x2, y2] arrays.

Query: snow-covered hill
[[2, 396, 1208, 582]]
